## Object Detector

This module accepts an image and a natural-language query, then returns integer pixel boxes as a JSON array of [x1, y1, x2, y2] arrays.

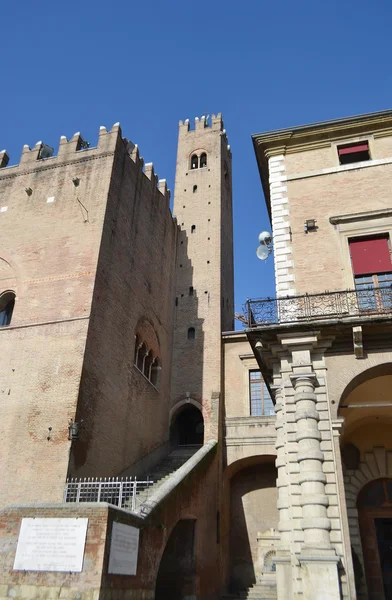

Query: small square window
[[337, 141, 370, 165]]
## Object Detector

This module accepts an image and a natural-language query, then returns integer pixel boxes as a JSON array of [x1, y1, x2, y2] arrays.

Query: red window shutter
[[338, 143, 369, 156], [349, 237, 392, 275]]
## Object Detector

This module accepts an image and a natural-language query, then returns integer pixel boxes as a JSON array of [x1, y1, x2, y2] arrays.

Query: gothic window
[[0, 292, 15, 327], [137, 342, 147, 372], [150, 358, 161, 388], [200, 153, 207, 168], [144, 351, 154, 379], [191, 154, 198, 170], [134, 334, 141, 365]]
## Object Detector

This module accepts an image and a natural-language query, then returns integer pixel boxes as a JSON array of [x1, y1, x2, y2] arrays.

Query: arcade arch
[[221, 455, 278, 595], [339, 365, 392, 599]]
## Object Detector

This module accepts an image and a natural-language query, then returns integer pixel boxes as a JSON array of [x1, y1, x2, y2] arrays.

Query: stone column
[[273, 383, 293, 598], [292, 370, 340, 599]]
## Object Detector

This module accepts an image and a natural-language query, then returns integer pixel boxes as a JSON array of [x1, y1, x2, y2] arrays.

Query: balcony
[[246, 286, 392, 327]]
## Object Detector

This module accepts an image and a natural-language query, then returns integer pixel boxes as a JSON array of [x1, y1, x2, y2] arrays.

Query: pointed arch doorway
[[170, 404, 204, 448]]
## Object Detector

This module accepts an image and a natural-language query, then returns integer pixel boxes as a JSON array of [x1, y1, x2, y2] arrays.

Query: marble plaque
[[13, 517, 88, 572], [108, 522, 139, 575]]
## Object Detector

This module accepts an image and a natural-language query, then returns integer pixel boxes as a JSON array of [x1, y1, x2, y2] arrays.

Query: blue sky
[[1, 0, 392, 321]]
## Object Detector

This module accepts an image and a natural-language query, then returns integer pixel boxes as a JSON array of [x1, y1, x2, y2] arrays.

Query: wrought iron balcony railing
[[246, 286, 392, 327]]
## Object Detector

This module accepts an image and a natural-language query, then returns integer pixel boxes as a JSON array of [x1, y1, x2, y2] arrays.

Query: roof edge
[[252, 108, 392, 144]]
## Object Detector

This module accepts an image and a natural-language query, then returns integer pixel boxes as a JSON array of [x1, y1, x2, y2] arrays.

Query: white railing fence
[[64, 477, 154, 512]]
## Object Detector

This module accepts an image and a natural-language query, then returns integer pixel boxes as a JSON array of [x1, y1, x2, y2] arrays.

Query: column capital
[[290, 371, 319, 387]]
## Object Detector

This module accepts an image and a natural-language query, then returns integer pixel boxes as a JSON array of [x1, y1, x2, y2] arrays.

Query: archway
[[338, 366, 392, 599], [222, 456, 278, 594], [170, 404, 204, 447], [155, 519, 196, 600], [358, 479, 392, 599]]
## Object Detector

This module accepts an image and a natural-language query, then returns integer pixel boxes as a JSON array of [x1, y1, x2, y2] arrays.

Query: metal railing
[[64, 477, 154, 512], [246, 286, 392, 327]]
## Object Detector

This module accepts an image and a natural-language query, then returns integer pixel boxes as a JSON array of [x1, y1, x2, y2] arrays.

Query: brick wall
[[0, 127, 118, 507], [284, 135, 392, 295], [68, 130, 178, 478], [171, 115, 234, 441]]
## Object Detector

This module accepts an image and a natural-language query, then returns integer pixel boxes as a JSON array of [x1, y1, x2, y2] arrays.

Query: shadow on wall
[[155, 519, 196, 600], [171, 227, 207, 439], [228, 460, 278, 592]]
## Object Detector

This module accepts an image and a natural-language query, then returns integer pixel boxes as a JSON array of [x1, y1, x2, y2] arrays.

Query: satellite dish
[[256, 245, 270, 261], [258, 231, 272, 246]]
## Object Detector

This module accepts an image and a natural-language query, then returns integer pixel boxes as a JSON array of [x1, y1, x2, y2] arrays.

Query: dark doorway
[[171, 405, 204, 447], [358, 479, 392, 599], [155, 519, 196, 600], [375, 518, 392, 599]]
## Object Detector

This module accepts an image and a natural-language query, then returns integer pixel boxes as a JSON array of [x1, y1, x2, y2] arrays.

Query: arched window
[[187, 327, 195, 340], [151, 358, 161, 388], [200, 153, 207, 168], [193, 185, 197, 193], [0, 291, 15, 327], [191, 154, 198, 170], [137, 342, 147, 372], [144, 350, 154, 379], [191, 225, 196, 233]]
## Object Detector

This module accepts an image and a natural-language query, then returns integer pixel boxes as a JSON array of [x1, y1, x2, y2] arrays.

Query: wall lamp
[[72, 177, 80, 187], [25, 187, 33, 197], [304, 218, 317, 233]]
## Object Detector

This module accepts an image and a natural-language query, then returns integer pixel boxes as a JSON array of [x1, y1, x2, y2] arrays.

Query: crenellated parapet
[[0, 123, 122, 173], [0, 124, 172, 206], [0, 150, 9, 168], [178, 113, 224, 133], [177, 113, 232, 158]]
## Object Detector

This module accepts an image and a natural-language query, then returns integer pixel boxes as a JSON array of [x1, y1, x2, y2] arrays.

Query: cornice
[[252, 110, 392, 151], [329, 208, 392, 225]]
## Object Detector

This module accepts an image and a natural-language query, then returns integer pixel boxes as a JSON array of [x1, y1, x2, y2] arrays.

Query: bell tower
[[171, 114, 234, 440]]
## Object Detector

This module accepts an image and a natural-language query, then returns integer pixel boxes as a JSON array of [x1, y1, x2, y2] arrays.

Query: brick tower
[[171, 114, 234, 440]]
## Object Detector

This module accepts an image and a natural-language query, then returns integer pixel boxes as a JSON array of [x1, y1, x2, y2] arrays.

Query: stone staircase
[[125, 445, 201, 511], [222, 582, 277, 600]]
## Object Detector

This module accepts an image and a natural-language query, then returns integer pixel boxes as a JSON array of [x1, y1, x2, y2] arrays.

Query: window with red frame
[[338, 141, 370, 165], [349, 235, 392, 310]]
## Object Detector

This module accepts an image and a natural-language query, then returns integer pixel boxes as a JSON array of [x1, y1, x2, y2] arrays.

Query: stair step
[[224, 583, 277, 600], [123, 447, 201, 512]]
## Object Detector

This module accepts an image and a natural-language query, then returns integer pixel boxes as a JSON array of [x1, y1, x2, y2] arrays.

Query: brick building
[[0, 109, 391, 599]]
